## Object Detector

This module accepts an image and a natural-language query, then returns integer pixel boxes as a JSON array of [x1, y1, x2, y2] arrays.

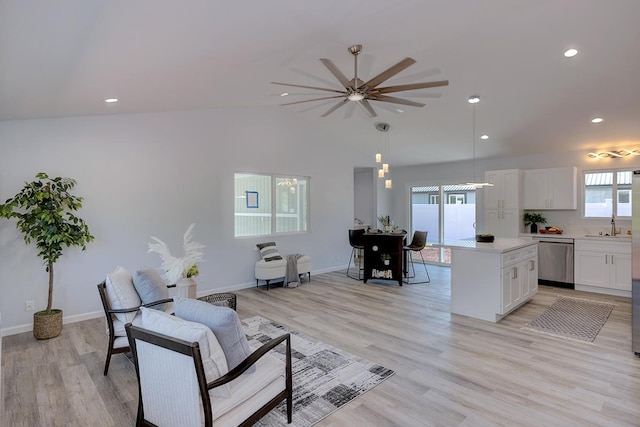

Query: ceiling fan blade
[[290, 67, 344, 88], [281, 95, 345, 106], [358, 99, 377, 118], [399, 92, 443, 99], [371, 94, 425, 107], [296, 99, 338, 113], [321, 99, 350, 117], [344, 102, 356, 119], [271, 82, 345, 94], [319, 58, 352, 89], [376, 80, 449, 94], [375, 103, 405, 114], [362, 57, 416, 89], [384, 67, 441, 85]]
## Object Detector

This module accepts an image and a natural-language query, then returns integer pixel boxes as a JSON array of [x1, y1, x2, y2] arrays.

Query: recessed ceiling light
[[468, 95, 480, 104], [564, 48, 578, 58], [591, 117, 604, 123], [104, 98, 118, 103], [280, 92, 288, 97], [480, 135, 489, 140]]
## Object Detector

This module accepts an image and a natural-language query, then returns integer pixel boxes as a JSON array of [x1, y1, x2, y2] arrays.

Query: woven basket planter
[[33, 309, 63, 340]]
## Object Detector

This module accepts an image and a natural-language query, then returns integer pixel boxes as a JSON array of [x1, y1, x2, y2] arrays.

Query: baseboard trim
[[1, 310, 103, 337], [1, 267, 345, 337]]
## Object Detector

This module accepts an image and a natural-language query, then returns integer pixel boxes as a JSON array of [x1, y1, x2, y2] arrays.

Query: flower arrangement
[[378, 215, 391, 228], [148, 223, 205, 284]]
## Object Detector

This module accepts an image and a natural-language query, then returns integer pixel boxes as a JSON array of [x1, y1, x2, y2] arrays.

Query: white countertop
[[436, 238, 537, 253], [519, 232, 631, 242]]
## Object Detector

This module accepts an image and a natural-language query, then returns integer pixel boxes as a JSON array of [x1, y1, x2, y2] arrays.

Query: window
[[234, 173, 309, 237], [584, 169, 632, 218], [410, 184, 476, 265], [448, 193, 466, 204]]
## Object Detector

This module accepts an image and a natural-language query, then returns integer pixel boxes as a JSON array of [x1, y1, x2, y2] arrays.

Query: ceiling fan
[[272, 44, 449, 118]]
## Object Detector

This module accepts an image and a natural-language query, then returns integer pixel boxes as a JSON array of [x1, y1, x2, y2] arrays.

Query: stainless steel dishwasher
[[533, 236, 574, 288]]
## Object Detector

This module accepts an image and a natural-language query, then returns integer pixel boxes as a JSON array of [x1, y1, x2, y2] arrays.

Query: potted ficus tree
[[0, 173, 94, 339]]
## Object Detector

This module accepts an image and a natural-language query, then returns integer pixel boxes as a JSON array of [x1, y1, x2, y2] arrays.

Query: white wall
[[0, 107, 358, 333], [354, 168, 376, 227], [391, 151, 640, 236]]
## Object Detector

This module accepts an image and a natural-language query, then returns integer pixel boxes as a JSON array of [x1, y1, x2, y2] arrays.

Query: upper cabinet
[[485, 169, 522, 210], [523, 167, 577, 210], [484, 169, 522, 238]]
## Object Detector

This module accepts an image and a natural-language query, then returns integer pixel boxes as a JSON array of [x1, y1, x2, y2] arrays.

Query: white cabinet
[[521, 256, 538, 299], [500, 244, 537, 315], [574, 239, 631, 292], [484, 169, 522, 238], [485, 169, 521, 210], [523, 167, 577, 210], [486, 209, 520, 238], [451, 241, 538, 322]]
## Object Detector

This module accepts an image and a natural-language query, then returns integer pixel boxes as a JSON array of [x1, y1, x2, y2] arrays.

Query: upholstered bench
[[255, 255, 311, 289]]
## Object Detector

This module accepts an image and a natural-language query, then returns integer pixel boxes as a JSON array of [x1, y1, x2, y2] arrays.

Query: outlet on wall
[[25, 300, 34, 311]]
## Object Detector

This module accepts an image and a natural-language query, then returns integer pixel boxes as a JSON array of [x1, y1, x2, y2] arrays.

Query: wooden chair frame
[[97, 280, 174, 375], [126, 324, 293, 427]]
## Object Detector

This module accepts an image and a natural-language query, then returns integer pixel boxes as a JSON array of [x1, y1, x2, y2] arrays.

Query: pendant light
[[465, 95, 493, 188], [374, 122, 392, 189], [374, 122, 389, 164]]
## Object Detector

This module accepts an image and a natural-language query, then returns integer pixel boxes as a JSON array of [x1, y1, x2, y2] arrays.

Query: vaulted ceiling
[[1, 0, 639, 166]]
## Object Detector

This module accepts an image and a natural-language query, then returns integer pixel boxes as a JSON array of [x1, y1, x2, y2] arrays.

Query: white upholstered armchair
[[97, 266, 175, 375], [125, 305, 292, 426]]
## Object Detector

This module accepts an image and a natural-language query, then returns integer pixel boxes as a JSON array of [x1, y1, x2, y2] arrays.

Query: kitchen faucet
[[611, 215, 617, 235]]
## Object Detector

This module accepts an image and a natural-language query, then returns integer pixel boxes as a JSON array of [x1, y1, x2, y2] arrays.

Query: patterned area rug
[[242, 316, 394, 426], [523, 296, 615, 343]]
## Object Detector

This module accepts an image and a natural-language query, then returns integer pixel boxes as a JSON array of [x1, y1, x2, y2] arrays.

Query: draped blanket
[[284, 253, 303, 288]]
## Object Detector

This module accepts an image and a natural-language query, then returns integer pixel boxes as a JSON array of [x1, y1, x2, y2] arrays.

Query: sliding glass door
[[410, 184, 476, 265]]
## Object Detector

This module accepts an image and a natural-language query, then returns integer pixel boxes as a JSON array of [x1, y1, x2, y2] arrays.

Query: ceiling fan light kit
[[272, 44, 448, 118]]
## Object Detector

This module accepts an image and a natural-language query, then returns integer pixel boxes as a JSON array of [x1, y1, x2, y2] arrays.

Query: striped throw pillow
[[257, 242, 282, 261]]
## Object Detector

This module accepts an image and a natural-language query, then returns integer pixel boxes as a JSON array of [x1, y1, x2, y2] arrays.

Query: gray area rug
[[242, 315, 395, 426], [523, 296, 615, 343]]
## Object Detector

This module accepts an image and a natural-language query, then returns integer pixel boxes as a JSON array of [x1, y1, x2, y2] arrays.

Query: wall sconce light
[[587, 149, 640, 159]]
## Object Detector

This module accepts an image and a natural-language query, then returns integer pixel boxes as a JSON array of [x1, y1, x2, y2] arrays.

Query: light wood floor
[[2, 266, 640, 426]]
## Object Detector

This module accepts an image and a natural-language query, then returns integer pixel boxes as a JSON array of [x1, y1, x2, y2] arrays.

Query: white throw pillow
[[133, 268, 169, 311], [106, 266, 142, 324], [139, 307, 231, 398], [174, 297, 253, 372]]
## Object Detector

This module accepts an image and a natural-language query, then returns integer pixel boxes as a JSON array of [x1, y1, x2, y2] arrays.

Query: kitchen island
[[447, 238, 538, 322]]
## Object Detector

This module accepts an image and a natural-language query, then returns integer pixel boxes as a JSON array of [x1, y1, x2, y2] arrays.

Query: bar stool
[[403, 231, 431, 284], [347, 229, 365, 280]]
